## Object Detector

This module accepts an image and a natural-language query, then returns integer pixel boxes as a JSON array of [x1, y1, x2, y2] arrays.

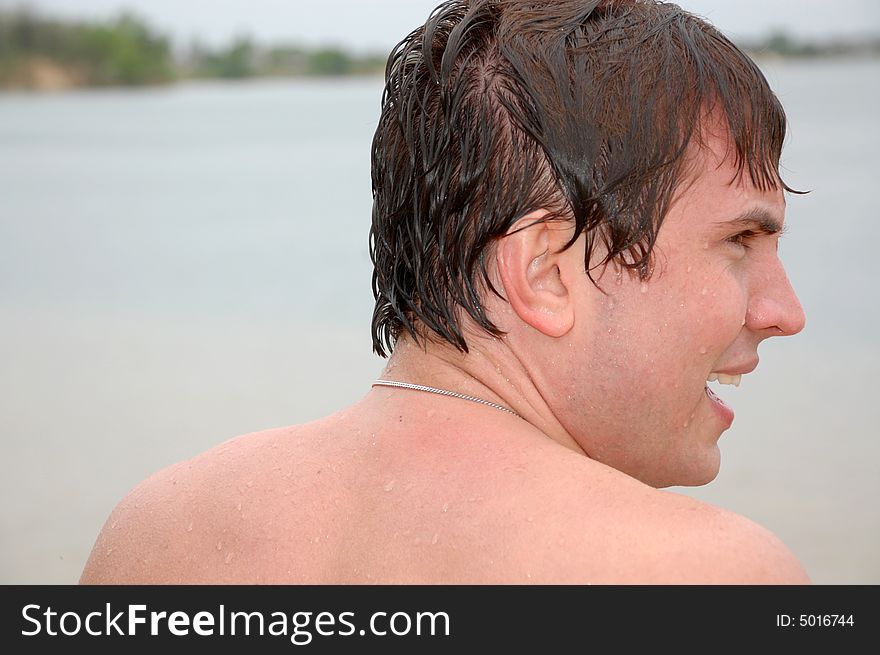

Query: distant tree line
[[184, 37, 387, 79], [0, 11, 175, 87], [0, 10, 387, 90], [1, 9, 878, 90], [179, 37, 386, 80], [741, 30, 880, 59]]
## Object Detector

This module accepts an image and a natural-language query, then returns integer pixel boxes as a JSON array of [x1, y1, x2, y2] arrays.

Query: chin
[[661, 450, 722, 488], [638, 447, 722, 489]]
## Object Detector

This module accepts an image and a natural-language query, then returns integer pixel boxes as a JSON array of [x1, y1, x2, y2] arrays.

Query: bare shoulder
[[650, 491, 812, 584], [78, 413, 810, 585], [79, 425, 297, 584], [540, 465, 811, 584]]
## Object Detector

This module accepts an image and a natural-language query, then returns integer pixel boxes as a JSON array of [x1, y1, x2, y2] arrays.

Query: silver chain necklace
[[372, 379, 521, 418]]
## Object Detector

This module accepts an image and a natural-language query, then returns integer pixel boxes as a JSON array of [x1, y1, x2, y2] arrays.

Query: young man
[[81, 0, 809, 584]]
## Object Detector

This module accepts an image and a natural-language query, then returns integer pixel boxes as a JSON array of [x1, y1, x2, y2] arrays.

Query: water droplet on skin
[[384, 480, 396, 492], [442, 502, 449, 513], [224, 552, 234, 564], [703, 241, 709, 250], [236, 502, 242, 512], [640, 283, 649, 294], [699, 346, 707, 355], [526, 572, 532, 580], [687, 265, 692, 273], [186, 522, 193, 532], [216, 541, 223, 551], [607, 299, 615, 310], [110, 521, 118, 529], [431, 533, 439, 545], [246, 480, 254, 488], [701, 287, 708, 296]]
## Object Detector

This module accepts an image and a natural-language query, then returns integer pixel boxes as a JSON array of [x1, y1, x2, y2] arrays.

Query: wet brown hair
[[370, 0, 793, 357]]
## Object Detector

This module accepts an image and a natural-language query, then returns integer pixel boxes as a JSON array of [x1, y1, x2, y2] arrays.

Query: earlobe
[[496, 211, 576, 338]]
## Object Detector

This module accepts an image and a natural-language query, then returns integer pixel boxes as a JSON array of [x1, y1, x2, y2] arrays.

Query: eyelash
[[726, 230, 758, 249]]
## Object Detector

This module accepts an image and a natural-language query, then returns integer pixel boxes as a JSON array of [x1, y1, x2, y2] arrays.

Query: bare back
[[80, 393, 809, 584]]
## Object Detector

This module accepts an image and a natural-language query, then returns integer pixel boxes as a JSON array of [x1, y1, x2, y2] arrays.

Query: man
[[81, 0, 809, 584]]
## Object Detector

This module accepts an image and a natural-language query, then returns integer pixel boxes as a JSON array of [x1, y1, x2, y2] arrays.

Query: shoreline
[[2, 52, 877, 93]]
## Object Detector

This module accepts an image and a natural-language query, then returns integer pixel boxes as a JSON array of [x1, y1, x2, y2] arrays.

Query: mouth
[[704, 372, 739, 426], [707, 372, 741, 386]]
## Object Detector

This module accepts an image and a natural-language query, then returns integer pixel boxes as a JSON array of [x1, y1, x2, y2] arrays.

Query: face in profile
[[556, 126, 806, 488]]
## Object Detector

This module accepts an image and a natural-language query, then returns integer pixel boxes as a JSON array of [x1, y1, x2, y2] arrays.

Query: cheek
[[666, 262, 748, 348], [588, 262, 746, 374], [694, 279, 748, 341]]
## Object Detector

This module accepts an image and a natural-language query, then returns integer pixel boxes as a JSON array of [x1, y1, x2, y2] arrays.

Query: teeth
[[708, 373, 741, 387]]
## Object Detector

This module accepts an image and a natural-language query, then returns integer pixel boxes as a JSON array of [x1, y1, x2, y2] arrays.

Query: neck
[[378, 332, 587, 456]]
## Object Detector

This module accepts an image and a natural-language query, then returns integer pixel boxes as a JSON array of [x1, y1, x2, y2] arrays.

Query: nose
[[744, 257, 806, 337]]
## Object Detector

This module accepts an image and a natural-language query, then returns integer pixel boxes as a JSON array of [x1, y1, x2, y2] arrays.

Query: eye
[[726, 230, 758, 250]]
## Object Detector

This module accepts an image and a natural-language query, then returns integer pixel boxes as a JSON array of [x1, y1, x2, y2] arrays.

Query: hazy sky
[[6, 0, 880, 50]]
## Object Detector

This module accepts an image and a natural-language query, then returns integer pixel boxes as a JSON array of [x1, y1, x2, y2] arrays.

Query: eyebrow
[[717, 207, 787, 236]]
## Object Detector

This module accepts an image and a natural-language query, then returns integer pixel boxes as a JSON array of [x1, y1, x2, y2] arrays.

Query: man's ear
[[495, 210, 577, 338]]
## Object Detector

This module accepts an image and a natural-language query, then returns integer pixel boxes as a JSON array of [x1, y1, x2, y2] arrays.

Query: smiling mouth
[[705, 372, 740, 403], [704, 374, 738, 424], [704, 383, 733, 423], [707, 372, 741, 386], [705, 384, 725, 403]]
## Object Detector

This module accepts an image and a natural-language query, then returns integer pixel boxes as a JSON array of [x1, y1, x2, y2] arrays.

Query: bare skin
[[80, 128, 809, 585], [79, 392, 808, 584]]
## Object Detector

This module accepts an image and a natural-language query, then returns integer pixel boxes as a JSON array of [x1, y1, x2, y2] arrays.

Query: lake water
[[1, 59, 878, 584]]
